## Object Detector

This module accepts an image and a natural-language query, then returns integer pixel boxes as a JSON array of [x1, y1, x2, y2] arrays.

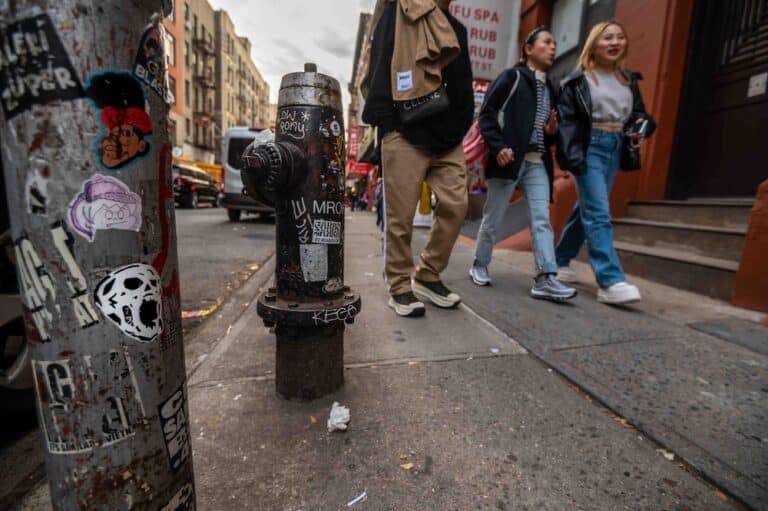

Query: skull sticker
[[94, 264, 162, 342]]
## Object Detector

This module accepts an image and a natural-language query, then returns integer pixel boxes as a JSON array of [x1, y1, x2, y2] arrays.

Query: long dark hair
[[518, 26, 551, 66]]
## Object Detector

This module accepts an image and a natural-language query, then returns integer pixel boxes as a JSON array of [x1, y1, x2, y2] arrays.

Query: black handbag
[[620, 139, 642, 171], [395, 84, 450, 124]]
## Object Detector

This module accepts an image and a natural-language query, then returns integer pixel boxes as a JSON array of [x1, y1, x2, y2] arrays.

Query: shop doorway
[[670, 0, 768, 199]]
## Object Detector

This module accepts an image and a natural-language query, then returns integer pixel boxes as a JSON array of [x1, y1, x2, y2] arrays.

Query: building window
[[168, 76, 177, 106], [551, 0, 583, 56], [184, 41, 190, 66], [184, 2, 189, 22], [184, 80, 190, 107], [165, 32, 175, 67], [169, 119, 177, 146], [185, 118, 191, 140], [193, 14, 197, 37]]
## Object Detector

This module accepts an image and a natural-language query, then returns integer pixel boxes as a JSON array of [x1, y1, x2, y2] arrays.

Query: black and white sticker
[[158, 383, 191, 472], [0, 14, 85, 120], [94, 263, 162, 342], [312, 219, 341, 245], [160, 483, 195, 511], [32, 349, 146, 454]]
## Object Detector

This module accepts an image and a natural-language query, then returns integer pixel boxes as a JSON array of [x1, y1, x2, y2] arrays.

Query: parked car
[[221, 127, 275, 222], [173, 163, 219, 208]]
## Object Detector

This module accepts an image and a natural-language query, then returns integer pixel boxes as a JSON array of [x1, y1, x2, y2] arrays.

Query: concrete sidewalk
[[14, 212, 765, 510]]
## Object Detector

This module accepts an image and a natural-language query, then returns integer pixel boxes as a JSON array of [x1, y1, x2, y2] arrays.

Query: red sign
[[348, 126, 358, 159], [346, 159, 372, 177]]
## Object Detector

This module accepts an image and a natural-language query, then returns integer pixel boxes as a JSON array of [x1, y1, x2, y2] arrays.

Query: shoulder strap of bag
[[497, 69, 520, 129]]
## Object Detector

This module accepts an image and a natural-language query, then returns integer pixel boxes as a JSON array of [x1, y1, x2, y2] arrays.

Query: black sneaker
[[388, 292, 426, 317], [412, 278, 461, 308]]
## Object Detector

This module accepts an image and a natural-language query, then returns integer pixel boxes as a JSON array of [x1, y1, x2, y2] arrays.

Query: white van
[[221, 127, 275, 221]]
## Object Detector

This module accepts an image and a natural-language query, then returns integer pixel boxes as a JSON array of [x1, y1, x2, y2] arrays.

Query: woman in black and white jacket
[[469, 27, 576, 302]]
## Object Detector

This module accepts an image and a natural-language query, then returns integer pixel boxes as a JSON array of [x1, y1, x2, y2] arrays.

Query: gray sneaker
[[530, 275, 577, 302], [469, 265, 491, 286]]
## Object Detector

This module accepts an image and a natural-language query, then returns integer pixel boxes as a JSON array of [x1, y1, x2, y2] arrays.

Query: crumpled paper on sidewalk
[[327, 402, 351, 432]]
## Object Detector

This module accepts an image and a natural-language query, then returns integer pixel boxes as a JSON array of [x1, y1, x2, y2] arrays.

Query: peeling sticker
[[94, 263, 162, 342], [160, 483, 195, 511], [67, 174, 142, 242], [25, 167, 48, 215], [133, 19, 174, 104], [0, 14, 86, 120], [158, 383, 191, 472], [323, 277, 343, 294], [50, 223, 99, 329], [31, 349, 147, 454], [330, 119, 341, 137], [85, 71, 152, 170], [13, 236, 56, 341], [312, 219, 341, 244], [299, 244, 327, 282]]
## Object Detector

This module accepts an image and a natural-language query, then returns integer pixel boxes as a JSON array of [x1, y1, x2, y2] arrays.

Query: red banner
[[348, 126, 358, 159]]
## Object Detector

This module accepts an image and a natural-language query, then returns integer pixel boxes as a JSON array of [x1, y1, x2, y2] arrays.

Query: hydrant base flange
[[257, 292, 361, 328]]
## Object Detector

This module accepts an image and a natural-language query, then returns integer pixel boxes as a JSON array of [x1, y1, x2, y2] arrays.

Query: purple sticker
[[67, 174, 142, 242]]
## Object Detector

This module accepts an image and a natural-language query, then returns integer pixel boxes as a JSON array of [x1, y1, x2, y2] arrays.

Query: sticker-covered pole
[[0, 1, 195, 509], [241, 63, 362, 400]]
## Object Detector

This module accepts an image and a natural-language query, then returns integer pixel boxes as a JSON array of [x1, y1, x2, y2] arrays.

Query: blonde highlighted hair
[[577, 20, 629, 85]]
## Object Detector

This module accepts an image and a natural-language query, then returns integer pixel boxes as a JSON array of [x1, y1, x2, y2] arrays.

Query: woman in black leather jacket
[[554, 20, 656, 305]]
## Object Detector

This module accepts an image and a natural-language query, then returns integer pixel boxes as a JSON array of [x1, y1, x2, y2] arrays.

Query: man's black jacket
[[361, 1, 474, 154]]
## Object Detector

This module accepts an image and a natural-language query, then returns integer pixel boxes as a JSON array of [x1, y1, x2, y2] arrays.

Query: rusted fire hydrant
[[241, 63, 361, 400]]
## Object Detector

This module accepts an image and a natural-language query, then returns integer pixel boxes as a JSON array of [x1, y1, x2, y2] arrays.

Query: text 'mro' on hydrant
[[241, 63, 361, 400]]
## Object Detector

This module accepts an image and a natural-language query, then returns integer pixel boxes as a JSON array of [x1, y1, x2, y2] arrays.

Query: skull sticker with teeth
[[94, 264, 162, 342]]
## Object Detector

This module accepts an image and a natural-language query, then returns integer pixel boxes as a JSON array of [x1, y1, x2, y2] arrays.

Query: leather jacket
[[555, 69, 656, 175]]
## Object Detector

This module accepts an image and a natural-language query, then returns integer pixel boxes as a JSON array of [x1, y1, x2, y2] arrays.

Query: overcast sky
[[208, 0, 377, 111]]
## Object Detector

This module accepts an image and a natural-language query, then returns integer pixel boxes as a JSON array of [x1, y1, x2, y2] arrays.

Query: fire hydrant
[[241, 63, 361, 400]]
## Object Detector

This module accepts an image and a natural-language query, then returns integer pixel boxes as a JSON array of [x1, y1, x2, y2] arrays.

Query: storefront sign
[[450, 0, 521, 81], [348, 126, 359, 159]]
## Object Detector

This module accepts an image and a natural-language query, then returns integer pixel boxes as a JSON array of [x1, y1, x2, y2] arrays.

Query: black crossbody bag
[[395, 84, 450, 124]]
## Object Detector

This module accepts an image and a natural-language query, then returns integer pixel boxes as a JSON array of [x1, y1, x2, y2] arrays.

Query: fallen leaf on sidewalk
[[249, 263, 260, 271], [656, 448, 674, 461], [310, 415, 318, 425], [399, 454, 408, 460], [714, 491, 728, 502], [233, 394, 242, 401], [400, 463, 414, 470], [613, 416, 630, 428]]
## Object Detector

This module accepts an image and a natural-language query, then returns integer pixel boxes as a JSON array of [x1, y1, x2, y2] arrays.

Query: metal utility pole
[[0, 2, 195, 509], [242, 63, 361, 400]]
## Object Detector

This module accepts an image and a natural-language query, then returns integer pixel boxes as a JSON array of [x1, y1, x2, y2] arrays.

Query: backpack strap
[[497, 69, 520, 129]]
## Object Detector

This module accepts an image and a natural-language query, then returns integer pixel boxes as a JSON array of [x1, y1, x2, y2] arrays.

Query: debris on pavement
[[327, 402, 351, 432], [657, 448, 675, 461], [490, 348, 500, 354], [347, 491, 368, 507], [310, 415, 318, 425], [400, 462, 414, 470], [399, 454, 408, 460], [233, 394, 242, 401]]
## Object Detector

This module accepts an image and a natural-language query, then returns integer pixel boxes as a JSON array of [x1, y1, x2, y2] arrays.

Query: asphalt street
[[0, 206, 276, 511]]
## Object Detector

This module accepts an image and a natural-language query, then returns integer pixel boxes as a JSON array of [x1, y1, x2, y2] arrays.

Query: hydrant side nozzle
[[241, 141, 306, 205]]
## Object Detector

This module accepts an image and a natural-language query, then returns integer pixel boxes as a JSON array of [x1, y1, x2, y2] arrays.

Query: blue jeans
[[555, 130, 625, 288], [474, 160, 557, 275]]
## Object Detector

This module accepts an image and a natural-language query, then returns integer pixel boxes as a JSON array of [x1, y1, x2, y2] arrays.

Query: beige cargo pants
[[382, 131, 468, 296]]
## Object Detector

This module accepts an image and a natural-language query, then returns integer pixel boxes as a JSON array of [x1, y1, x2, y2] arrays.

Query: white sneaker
[[557, 266, 578, 283], [469, 265, 492, 286], [597, 282, 641, 305]]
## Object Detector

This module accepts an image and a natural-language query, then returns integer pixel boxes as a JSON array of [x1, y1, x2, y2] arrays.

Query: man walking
[[362, 0, 473, 317]]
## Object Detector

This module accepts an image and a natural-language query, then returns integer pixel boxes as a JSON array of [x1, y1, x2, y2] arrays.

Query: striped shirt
[[529, 69, 550, 154]]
